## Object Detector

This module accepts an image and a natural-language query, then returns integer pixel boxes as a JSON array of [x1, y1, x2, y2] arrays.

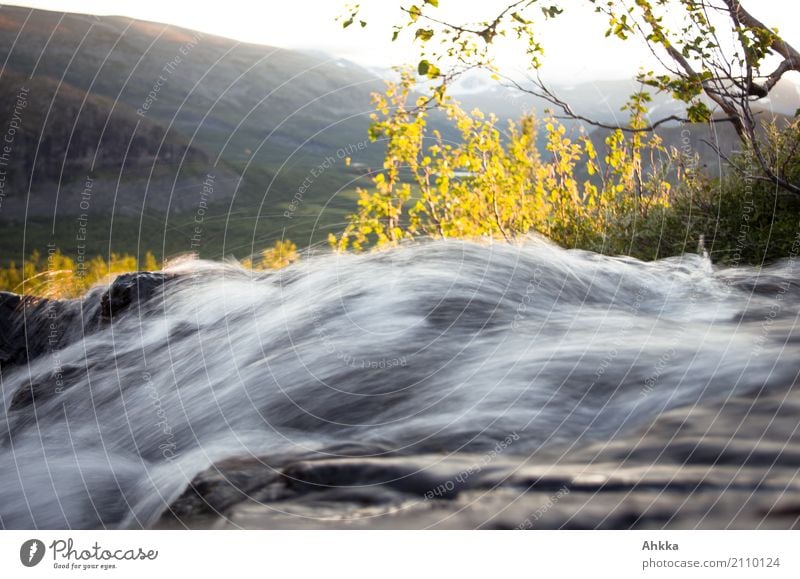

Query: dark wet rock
[[0, 291, 80, 369], [163, 383, 800, 529], [280, 457, 479, 499], [165, 459, 281, 520], [99, 272, 171, 322], [0, 272, 173, 377], [1, 272, 176, 419]]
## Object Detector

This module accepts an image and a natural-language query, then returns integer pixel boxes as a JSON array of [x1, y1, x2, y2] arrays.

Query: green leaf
[[541, 5, 564, 19], [511, 12, 530, 25], [418, 59, 430, 76], [415, 28, 434, 41], [687, 101, 711, 123], [417, 59, 440, 78]]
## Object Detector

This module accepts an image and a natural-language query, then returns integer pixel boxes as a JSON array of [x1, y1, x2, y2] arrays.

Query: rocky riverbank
[[161, 380, 800, 529]]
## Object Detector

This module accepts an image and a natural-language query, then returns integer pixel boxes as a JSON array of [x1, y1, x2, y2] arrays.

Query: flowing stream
[[1, 237, 798, 528]]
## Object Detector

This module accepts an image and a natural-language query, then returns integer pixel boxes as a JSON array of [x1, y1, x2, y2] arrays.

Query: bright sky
[[4, 0, 800, 82]]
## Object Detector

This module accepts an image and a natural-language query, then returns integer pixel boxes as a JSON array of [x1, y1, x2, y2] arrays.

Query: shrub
[[333, 74, 800, 264]]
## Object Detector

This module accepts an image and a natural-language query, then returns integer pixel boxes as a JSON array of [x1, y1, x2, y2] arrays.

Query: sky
[[4, 0, 800, 82]]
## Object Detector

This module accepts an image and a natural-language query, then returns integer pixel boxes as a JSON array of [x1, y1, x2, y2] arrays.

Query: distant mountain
[[0, 5, 384, 261], [452, 70, 800, 124], [0, 69, 209, 216]]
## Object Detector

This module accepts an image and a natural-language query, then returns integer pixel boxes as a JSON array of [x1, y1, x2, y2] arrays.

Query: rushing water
[[1, 237, 798, 528]]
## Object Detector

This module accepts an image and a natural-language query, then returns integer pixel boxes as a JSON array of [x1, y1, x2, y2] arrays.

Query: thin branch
[[499, 72, 734, 132], [701, 137, 800, 195]]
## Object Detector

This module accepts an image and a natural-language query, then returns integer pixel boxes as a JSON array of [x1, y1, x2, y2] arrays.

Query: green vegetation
[[0, 240, 299, 299], [349, 0, 800, 194], [0, 250, 156, 299], [333, 74, 800, 262], [241, 240, 300, 270], [334, 0, 800, 261]]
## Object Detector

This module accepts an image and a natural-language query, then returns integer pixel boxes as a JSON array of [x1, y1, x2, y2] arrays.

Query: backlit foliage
[[240, 239, 300, 270], [0, 239, 301, 299], [333, 73, 673, 254], [0, 251, 154, 299], [346, 0, 800, 194]]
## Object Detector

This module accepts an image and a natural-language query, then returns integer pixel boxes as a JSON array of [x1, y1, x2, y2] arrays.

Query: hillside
[[0, 5, 385, 262]]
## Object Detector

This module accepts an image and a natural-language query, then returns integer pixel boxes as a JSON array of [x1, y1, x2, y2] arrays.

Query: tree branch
[[721, 0, 800, 96], [701, 137, 800, 195], [499, 73, 734, 133]]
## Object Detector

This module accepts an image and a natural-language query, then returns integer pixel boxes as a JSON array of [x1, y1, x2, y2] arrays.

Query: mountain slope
[[0, 5, 384, 261]]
